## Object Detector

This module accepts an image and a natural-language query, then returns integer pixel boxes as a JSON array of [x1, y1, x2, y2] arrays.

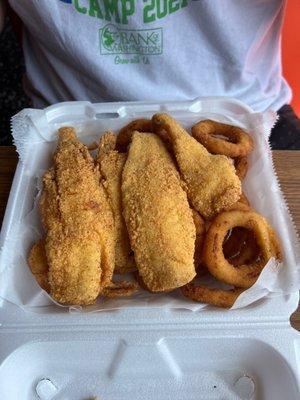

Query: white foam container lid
[[0, 97, 300, 400]]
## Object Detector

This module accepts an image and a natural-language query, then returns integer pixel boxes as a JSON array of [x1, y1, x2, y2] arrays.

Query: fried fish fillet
[[28, 239, 139, 298], [97, 132, 136, 274], [152, 114, 242, 219], [122, 132, 196, 292], [39, 127, 115, 305]]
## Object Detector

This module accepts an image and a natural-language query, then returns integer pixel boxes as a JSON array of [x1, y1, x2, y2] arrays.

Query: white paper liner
[[1, 105, 299, 312]]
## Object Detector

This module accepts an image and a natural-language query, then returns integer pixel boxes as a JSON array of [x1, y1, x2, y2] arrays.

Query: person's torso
[[9, 0, 291, 111]]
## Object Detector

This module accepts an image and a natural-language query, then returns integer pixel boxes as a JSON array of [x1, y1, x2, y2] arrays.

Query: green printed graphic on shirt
[[73, 0, 189, 24], [99, 24, 163, 55], [68, 0, 191, 65], [143, 0, 188, 23]]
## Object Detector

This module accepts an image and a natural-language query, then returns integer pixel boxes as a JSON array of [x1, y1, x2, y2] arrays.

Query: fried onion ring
[[116, 119, 153, 151], [202, 210, 282, 288], [181, 282, 243, 308], [191, 120, 254, 157], [234, 156, 248, 180]]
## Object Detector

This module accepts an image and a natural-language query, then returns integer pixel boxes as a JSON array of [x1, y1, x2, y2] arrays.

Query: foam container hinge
[[0, 97, 300, 399]]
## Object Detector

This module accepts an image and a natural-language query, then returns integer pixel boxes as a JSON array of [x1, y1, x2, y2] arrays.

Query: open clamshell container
[[0, 98, 300, 399]]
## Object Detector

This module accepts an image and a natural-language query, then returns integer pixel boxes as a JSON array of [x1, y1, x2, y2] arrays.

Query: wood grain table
[[0, 147, 299, 328]]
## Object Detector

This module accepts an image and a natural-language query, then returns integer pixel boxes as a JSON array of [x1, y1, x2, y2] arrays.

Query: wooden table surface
[[0, 147, 299, 328]]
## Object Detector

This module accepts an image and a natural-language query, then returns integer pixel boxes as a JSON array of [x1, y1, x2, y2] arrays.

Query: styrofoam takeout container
[[0, 98, 300, 399]]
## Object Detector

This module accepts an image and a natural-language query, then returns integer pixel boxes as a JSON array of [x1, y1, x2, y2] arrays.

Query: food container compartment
[[0, 325, 300, 400], [0, 97, 299, 313], [0, 98, 299, 399]]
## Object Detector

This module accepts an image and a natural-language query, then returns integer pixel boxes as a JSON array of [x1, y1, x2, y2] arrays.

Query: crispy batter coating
[[28, 239, 50, 292], [122, 132, 196, 292], [152, 114, 242, 219], [97, 132, 136, 274], [28, 238, 139, 299], [39, 127, 115, 305]]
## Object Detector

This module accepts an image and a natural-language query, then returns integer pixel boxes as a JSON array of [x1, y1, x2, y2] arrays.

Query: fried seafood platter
[[28, 115, 282, 308]]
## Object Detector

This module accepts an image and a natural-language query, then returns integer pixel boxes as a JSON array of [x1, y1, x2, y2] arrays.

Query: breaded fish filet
[[152, 114, 242, 219], [122, 132, 196, 292], [39, 127, 115, 305], [97, 132, 136, 274]]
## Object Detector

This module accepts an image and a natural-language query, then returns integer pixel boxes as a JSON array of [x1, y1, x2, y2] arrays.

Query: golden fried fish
[[39, 127, 115, 305], [97, 132, 136, 274], [122, 132, 196, 292], [152, 114, 242, 219]]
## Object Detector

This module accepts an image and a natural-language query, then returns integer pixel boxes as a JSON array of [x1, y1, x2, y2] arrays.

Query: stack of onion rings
[[181, 209, 281, 308], [202, 210, 282, 288], [181, 227, 259, 308]]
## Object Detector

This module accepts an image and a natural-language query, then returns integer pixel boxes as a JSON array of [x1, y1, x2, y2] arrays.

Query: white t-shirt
[[9, 0, 291, 111]]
